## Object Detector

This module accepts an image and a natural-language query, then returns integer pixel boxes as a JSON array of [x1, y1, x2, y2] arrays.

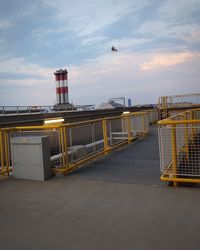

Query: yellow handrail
[[0, 109, 158, 176]]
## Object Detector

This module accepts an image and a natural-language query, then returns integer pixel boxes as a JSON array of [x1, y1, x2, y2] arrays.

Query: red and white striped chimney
[[63, 70, 69, 103], [54, 69, 69, 105]]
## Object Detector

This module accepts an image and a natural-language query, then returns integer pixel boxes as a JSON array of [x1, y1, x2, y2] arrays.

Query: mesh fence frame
[[158, 108, 200, 181], [67, 121, 104, 164], [109, 117, 127, 147], [0, 110, 155, 176], [159, 125, 200, 177]]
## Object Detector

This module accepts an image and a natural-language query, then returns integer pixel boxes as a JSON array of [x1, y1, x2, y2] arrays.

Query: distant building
[[97, 100, 124, 110]]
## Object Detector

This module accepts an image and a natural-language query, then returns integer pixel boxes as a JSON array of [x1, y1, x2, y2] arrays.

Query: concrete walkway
[[1, 126, 200, 250]]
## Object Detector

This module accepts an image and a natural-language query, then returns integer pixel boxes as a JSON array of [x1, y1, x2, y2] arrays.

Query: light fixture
[[44, 118, 64, 125], [122, 111, 130, 115]]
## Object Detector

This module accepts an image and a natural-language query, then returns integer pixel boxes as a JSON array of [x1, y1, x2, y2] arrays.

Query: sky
[[0, 0, 199, 107]]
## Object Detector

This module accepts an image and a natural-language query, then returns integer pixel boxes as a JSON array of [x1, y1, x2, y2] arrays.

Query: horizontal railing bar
[[161, 175, 200, 184], [158, 119, 200, 125]]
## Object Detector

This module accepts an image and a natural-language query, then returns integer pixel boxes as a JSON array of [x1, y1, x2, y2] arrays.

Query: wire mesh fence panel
[[159, 94, 200, 109], [176, 125, 185, 151], [158, 95, 200, 119], [171, 94, 200, 108], [109, 118, 127, 147], [153, 110, 159, 123], [68, 124, 92, 164], [159, 124, 200, 178], [1, 110, 154, 176], [196, 110, 200, 119], [130, 115, 143, 137], [148, 110, 158, 124], [67, 122, 104, 164], [148, 111, 152, 124], [176, 125, 200, 177], [92, 121, 104, 153], [168, 110, 183, 117], [144, 114, 150, 133], [158, 126, 172, 174]]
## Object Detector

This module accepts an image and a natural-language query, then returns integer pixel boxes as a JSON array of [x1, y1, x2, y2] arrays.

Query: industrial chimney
[[54, 69, 69, 105]]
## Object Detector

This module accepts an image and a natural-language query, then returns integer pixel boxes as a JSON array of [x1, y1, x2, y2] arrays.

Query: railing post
[[127, 114, 132, 143], [164, 96, 168, 118], [184, 113, 189, 160], [91, 122, 96, 153], [60, 128, 65, 168], [142, 113, 145, 135], [4, 131, 10, 175], [190, 110, 195, 143], [102, 119, 109, 154], [171, 125, 177, 187], [0, 130, 4, 176], [63, 126, 68, 169]]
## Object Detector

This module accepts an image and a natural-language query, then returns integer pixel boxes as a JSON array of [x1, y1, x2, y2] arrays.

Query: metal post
[[193, 110, 197, 136], [109, 121, 112, 146], [60, 128, 65, 168], [171, 125, 177, 187], [69, 128, 73, 162], [190, 110, 195, 143], [91, 123, 96, 153], [0, 131, 4, 175], [4, 131, 10, 175], [102, 119, 109, 154], [127, 114, 132, 143], [142, 113, 145, 135], [63, 126, 68, 168], [184, 113, 189, 160], [121, 117, 125, 140], [162, 96, 168, 118]]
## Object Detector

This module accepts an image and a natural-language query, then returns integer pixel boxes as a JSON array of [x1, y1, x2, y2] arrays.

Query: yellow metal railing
[[158, 93, 200, 119], [158, 108, 200, 186], [0, 109, 158, 177]]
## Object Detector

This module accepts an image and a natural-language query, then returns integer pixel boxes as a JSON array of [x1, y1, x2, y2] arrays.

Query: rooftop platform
[[0, 126, 200, 250]]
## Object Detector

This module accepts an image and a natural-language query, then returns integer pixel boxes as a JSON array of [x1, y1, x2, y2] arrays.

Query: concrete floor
[[1, 127, 200, 250]]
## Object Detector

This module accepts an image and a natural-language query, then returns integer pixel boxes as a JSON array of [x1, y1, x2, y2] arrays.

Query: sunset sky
[[0, 0, 199, 106]]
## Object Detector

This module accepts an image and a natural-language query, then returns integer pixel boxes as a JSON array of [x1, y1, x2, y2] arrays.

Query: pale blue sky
[[0, 0, 199, 106]]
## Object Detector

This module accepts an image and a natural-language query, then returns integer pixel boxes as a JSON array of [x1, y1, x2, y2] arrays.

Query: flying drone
[[111, 46, 117, 52]]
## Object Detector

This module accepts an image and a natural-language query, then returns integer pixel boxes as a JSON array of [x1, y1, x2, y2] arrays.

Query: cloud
[[0, 57, 54, 79], [0, 19, 12, 29], [43, 0, 149, 38], [135, 0, 200, 49], [0, 56, 56, 106], [0, 0, 199, 106], [0, 49, 199, 106], [180, 29, 200, 44], [158, 0, 200, 20], [0, 78, 55, 105], [105, 37, 152, 52], [81, 36, 108, 46], [65, 49, 200, 105], [139, 52, 197, 71]]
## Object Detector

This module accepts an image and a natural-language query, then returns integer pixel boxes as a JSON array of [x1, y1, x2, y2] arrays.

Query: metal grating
[[69, 126, 163, 186]]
